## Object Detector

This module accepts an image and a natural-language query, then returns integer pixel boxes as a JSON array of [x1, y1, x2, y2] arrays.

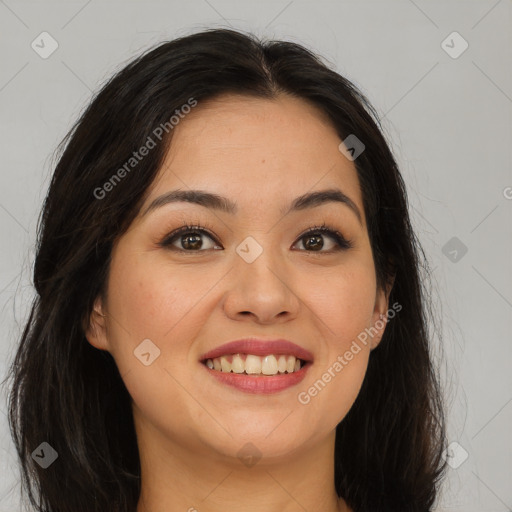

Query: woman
[[5, 28, 447, 512]]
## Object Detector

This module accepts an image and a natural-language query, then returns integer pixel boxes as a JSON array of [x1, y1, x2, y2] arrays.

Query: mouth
[[198, 338, 313, 394], [202, 353, 307, 376]]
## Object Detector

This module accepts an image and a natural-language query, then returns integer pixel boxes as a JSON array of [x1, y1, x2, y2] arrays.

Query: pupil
[[183, 234, 202, 250], [305, 235, 323, 250]]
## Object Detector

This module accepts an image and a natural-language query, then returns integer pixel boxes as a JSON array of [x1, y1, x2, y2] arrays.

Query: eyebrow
[[142, 188, 363, 225]]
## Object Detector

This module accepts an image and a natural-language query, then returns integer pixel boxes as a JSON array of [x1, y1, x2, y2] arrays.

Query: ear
[[370, 274, 395, 351], [84, 296, 110, 351]]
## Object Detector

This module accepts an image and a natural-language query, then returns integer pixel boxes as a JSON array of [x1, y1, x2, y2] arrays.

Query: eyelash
[[158, 221, 353, 254]]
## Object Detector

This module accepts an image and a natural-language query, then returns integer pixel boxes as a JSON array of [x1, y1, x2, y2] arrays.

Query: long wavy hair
[[3, 28, 447, 512]]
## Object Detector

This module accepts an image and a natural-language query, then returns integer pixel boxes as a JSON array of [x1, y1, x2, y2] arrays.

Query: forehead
[[147, 94, 364, 221]]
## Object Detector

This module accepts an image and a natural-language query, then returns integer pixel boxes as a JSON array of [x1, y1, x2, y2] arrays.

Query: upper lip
[[199, 338, 314, 362]]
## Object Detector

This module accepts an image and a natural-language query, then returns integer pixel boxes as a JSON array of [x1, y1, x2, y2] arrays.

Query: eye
[[159, 222, 353, 254], [159, 223, 222, 252], [292, 223, 353, 253]]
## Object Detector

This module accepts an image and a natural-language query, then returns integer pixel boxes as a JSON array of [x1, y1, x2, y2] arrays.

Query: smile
[[203, 353, 305, 376]]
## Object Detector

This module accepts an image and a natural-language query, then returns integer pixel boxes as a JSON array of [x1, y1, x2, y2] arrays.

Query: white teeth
[[220, 356, 230, 373], [231, 354, 245, 373], [205, 354, 304, 375], [245, 354, 261, 374], [261, 355, 278, 375]]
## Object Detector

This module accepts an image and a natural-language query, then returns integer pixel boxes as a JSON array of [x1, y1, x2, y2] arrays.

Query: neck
[[134, 415, 349, 512]]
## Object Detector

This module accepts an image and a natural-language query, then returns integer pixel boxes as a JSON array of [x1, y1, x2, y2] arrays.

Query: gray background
[[0, 1, 511, 511]]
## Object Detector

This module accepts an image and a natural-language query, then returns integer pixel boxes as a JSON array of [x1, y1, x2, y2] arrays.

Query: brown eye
[[160, 225, 222, 252], [293, 225, 353, 252], [159, 223, 352, 254], [300, 233, 328, 251]]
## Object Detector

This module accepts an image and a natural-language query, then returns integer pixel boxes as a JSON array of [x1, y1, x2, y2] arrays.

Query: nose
[[221, 245, 301, 325]]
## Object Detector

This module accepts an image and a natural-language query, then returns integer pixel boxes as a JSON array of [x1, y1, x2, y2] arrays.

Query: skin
[[86, 93, 392, 512]]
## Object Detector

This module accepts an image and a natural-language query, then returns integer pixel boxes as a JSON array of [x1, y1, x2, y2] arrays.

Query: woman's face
[[87, 93, 390, 463]]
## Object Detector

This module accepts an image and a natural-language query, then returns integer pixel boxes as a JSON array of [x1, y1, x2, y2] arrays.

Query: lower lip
[[202, 363, 311, 394]]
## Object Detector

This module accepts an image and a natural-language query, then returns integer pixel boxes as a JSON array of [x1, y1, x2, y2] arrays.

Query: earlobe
[[370, 276, 395, 350], [84, 297, 110, 351], [369, 312, 387, 351]]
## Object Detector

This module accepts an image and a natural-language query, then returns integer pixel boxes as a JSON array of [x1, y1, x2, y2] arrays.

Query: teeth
[[277, 355, 287, 373], [231, 354, 245, 373], [207, 354, 304, 375], [245, 354, 261, 374], [220, 356, 231, 373], [261, 355, 278, 375]]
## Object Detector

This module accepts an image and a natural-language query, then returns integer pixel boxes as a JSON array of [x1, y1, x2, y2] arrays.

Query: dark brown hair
[[4, 28, 447, 512]]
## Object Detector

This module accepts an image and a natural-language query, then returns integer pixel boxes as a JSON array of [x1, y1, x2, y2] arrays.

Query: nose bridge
[[234, 232, 288, 283], [222, 233, 299, 322]]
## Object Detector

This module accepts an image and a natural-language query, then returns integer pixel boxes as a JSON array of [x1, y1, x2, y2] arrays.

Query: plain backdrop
[[0, 1, 511, 511]]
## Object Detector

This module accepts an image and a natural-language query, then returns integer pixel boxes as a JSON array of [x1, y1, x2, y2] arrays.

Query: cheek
[[295, 262, 375, 426], [119, 356, 205, 449], [102, 254, 214, 440], [106, 250, 213, 343], [305, 262, 377, 345]]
